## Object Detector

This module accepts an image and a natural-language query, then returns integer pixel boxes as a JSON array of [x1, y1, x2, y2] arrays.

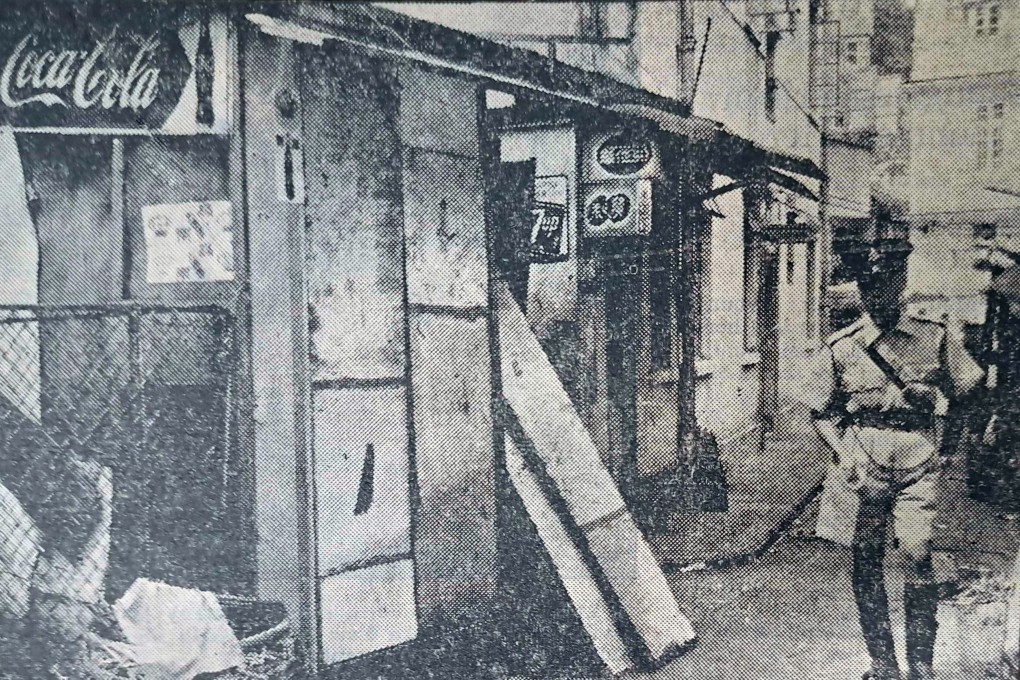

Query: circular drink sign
[[596, 134, 653, 176]]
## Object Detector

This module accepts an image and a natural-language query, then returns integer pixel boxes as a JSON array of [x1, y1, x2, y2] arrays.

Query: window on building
[[845, 40, 858, 65], [765, 32, 779, 121], [971, 2, 1001, 35], [977, 103, 1005, 167]]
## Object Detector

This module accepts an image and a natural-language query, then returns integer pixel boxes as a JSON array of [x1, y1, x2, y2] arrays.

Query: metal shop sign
[[582, 179, 652, 238], [583, 129, 661, 182], [0, 7, 215, 130], [529, 175, 569, 263], [597, 134, 653, 175]]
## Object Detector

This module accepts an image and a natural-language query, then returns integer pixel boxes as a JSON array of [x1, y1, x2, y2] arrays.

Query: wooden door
[[300, 43, 416, 667]]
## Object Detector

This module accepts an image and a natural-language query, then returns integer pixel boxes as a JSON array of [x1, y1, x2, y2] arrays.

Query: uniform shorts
[[855, 469, 939, 564], [842, 426, 941, 564]]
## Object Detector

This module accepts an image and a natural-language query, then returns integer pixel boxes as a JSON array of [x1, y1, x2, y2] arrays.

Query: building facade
[[384, 0, 827, 476], [0, 3, 788, 677], [906, 0, 1020, 323]]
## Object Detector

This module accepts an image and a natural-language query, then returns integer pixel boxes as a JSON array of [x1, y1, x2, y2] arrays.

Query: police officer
[[806, 233, 983, 680]]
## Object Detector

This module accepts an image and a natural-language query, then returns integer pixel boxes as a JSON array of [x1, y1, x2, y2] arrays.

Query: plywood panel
[[314, 386, 410, 574], [585, 515, 696, 659], [399, 67, 479, 157], [124, 135, 236, 304], [403, 148, 488, 308], [496, 282, 696, 662], [505, 439, 632, 674], [408, 312, 496, 621], [319, 559, 417, 665], [19, 134, 120, 305], [243, 30, 309, 628], [496, 283, 626, 526], [303, 47, 405, 381]]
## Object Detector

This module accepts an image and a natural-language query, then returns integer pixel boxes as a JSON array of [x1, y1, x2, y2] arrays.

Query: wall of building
[[912, 0, 1019, 82], [906, 73, 1020, 216], [904, 0, 1020, 324], [826, 139, 875, 218], [693, 177, 763, 441], [375, 0, 827, 466], [376, 1, 682, 99], [691, 0, 823, 166]]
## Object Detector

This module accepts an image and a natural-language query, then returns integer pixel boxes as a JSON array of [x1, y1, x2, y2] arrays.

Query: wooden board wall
[[303, 47, 406, 383], [19, 135, 120, 306], [399, 65, 497, 626], [301, 43, 416, 667]]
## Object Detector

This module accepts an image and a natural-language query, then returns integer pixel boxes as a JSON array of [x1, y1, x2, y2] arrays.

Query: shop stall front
[[490, 97, 825, 534], [0, 3, 821, 677], [241, 4, 710, 676], [0, 4, 277, 678], [0, 1, 254, 601]]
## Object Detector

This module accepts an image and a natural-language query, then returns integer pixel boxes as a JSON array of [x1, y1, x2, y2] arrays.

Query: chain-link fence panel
[[0, 304, 249, 676]]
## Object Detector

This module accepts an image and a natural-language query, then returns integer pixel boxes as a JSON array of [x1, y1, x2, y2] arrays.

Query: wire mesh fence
[[0, 303, 251, 675]]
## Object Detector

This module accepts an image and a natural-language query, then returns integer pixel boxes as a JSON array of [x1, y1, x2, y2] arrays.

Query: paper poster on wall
[[530, 175, 569, 263], [142, 201, 235, 283]]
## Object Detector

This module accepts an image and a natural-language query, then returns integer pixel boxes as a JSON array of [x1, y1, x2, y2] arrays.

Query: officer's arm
[[941, 322, 984, 398], [802, 346, 845, 463]]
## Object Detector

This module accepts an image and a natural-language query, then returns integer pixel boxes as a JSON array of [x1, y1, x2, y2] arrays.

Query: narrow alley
[[1, 2, 1019, 678], [636, 462, 1020, 680]]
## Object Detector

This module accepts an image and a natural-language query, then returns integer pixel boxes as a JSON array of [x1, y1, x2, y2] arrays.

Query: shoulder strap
[[862, 341, 908, 390]]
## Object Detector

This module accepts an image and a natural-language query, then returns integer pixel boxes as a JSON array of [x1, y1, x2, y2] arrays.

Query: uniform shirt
[[804, 311, 983, 470]]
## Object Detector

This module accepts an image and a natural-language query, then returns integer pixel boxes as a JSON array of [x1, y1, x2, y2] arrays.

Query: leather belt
[[840, 409, 937, 432]]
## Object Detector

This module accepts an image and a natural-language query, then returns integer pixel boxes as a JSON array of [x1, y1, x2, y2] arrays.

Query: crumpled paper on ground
[[112, 579, 244, 680]]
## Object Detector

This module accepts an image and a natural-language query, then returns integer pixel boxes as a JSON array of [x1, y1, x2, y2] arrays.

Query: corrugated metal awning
[[250, 3, 691, 116]]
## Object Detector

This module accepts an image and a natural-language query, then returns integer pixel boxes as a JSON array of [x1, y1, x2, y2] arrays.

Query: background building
[[906, 0, 1020, 323]]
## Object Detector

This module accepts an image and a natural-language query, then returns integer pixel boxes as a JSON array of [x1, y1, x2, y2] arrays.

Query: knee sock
[[853, 545, 899, 672]]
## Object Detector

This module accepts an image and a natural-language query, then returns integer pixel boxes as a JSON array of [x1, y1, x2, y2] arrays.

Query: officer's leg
[[894, 471, 940, 680], [853, 488, 899, 679]]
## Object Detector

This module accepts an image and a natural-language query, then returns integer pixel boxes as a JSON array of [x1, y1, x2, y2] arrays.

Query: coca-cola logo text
[[1, 31, 161, 112]]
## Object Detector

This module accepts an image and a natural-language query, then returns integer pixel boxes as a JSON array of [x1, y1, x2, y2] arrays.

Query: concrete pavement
[[630, 456, 1020, 680], [649, 405, 828, 567]]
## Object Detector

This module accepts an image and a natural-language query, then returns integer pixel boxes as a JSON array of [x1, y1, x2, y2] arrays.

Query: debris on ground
[[83, 586, 294, 680], [936, 566, 1013, 680]]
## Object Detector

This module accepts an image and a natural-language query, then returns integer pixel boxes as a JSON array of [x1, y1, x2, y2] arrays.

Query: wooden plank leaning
[[494, 282, 696, 664], [505, 438, 633, 674]]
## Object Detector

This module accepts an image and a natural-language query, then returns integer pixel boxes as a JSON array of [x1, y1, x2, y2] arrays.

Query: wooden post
[[242, 27, 317, 673], [675, 135, 699, 461]]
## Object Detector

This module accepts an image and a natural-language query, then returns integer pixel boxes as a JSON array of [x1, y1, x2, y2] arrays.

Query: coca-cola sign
[[0, 6, 191, 129], [3, 32, 160, 111]]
